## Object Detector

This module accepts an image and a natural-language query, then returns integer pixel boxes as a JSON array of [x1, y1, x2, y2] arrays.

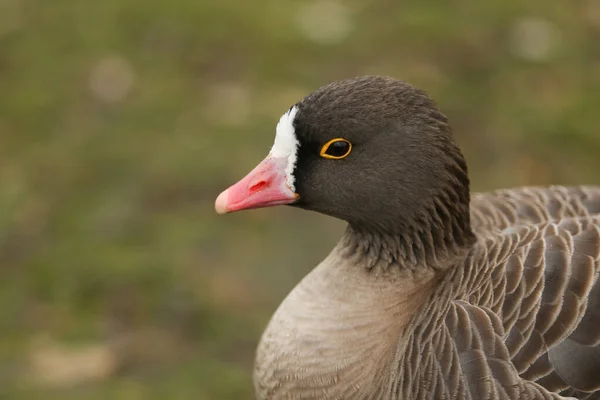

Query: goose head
[[215, 76, 475, 261]]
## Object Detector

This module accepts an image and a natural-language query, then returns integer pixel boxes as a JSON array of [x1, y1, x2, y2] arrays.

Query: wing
[[470, 185, 600, 237], [462, 216, 600, 398], [395, 215, 600, 399], [396, 299, 574, 399]]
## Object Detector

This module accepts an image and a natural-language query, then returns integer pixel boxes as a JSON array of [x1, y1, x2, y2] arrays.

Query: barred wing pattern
[[439, 186, 600, 399], [395, 214, 600, 400], [470, 186, 600, 235]]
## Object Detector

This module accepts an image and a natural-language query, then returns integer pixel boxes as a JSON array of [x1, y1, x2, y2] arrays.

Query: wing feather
[[462, 213, 600, 397]]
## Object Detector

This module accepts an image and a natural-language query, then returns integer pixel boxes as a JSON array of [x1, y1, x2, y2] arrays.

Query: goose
[[214, 76, 600, 400]]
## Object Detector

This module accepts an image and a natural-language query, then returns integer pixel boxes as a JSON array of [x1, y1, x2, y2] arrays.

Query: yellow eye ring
[[319, 138, 352, 159]]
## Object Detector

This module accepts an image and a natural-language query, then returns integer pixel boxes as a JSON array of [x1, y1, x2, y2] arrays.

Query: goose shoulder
[[470, 185, 600, 236], [426, 212, 600, 399]]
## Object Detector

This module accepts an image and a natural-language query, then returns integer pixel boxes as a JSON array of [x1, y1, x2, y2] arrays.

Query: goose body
[[215, 76, 600, 399]]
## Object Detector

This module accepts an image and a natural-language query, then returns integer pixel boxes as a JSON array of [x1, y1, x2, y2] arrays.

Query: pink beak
[[215, 156, 299, 214]]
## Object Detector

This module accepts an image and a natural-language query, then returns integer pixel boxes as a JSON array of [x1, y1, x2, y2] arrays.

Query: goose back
[[390, 185, 600, 399]]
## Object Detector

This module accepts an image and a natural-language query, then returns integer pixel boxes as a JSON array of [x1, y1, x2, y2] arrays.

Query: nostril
[[250, 180, 268, 193]]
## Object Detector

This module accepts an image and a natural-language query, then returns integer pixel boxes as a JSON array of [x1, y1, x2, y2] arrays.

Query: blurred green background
[[1, 0, 599, 398]]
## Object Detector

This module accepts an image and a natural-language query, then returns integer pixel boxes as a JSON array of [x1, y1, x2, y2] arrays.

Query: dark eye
[[319, 138, 352, 159]]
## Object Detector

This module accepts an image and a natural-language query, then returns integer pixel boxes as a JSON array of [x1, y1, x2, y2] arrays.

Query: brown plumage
[[398, 186, 600, 399], [215, 76, 600, 399]]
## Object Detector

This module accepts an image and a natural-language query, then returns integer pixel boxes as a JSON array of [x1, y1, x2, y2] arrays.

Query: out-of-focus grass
[[0, 0, 599, 398]]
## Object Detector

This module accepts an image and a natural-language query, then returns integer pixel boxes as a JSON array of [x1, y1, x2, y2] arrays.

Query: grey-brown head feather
[[290, 76, 474, 267]]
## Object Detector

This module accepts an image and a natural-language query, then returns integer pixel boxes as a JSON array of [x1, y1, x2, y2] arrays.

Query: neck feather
[[341, 184, 476, 271]]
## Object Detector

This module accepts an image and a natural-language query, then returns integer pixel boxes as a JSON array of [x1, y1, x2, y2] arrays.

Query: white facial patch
[[270, 106, 300, 191]]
